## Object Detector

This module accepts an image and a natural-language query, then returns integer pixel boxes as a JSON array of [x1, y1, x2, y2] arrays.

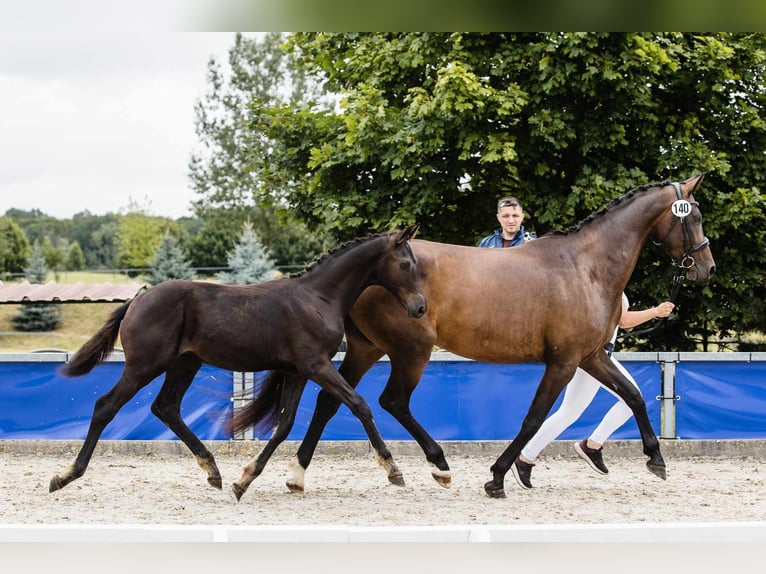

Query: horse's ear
[[397, 223, 420, 244], [684, 173, 706, 196]]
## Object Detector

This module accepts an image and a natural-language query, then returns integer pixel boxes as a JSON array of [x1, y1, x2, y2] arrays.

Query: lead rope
[[617, 269, 685, 340]]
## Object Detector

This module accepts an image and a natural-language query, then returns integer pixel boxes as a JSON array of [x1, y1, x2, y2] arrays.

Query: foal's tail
[[229, 371, 284, 438], [60, 300, 133, 377]]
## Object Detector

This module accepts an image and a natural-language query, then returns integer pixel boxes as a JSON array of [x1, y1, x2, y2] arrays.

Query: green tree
[[117, 213, 186, 272], [188, 32, 331, 269], [0, 216, 31, 276], [12, 243, 61, 332], [240, 32, 766, 351], [42, 235, 66, 272], [65, 241, 86, 271], [218, 222, 276, 284], [147, 234, 195, 286]]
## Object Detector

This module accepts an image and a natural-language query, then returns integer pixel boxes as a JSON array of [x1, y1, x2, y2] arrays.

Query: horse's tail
[[60, 300, 133, 377], [229, 371, 284, 438]]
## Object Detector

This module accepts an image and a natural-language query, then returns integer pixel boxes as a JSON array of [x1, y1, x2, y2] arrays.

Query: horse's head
[[653, 174, 716, 282], [375, 223, 427, 318]]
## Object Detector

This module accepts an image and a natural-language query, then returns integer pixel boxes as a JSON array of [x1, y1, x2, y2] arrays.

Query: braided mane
[[289, 231, 390, 278], [548, 180, 671, 237]]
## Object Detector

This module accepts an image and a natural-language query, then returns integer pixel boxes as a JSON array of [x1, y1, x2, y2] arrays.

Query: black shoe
[[511, 456, 534, 489], [574, 439, 609, 474]]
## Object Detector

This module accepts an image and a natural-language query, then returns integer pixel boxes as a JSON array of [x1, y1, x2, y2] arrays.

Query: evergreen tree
[[146, 234, 194, 286], [0, 216, 30, 276], [218, 222, 276, 285], [12, 243, 61, 332]]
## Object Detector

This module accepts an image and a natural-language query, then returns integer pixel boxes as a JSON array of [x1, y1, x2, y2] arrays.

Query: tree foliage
[[117, 212, 186, 271], [188, 32, 331, 268], [239, 32, 766, 350], [12, 243, 61, 332], [0, 216, 31, 276], [147, 234, 195, 286], [218, 221, 276, 284]]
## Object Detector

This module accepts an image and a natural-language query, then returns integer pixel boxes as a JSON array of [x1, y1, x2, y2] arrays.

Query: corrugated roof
[[0, 281, 145, 303]]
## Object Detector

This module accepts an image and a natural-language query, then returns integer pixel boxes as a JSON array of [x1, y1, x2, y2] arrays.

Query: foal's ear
[[396, 223, 420, 244]]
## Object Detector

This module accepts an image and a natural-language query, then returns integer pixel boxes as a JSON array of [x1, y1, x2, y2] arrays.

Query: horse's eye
[[399, 261, 411, 271]]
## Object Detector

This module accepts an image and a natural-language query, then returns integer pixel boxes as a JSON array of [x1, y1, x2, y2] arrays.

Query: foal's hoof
[[388, 472, 406, 487], [49, 475, 64, 493], [431, 469, 452, 489], [286, 480, 304, 494], [208, 476, 223, 489], [484, 480, 506, 499], [646, 460, 667, 480], [231, 483, 246, 502]]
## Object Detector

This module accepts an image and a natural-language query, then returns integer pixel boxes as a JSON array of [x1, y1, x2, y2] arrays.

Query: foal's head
[[374, 223, 427, 318], [652, 174, 716, 282]]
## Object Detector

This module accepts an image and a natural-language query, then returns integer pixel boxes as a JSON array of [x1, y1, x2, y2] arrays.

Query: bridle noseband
[[653, 182, 710, 276]]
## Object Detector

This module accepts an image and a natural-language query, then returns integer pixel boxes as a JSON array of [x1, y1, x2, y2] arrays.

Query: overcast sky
[[0, 31, 238, 220]]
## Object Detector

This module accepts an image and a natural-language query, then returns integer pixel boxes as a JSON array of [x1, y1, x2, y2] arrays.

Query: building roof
[[0, 281, 145, 304]]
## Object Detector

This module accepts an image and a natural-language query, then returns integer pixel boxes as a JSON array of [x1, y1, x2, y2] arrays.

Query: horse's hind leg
[[232, 375, 307, 501], [151, 353, 222, 489], [49, 366, 159, 492]]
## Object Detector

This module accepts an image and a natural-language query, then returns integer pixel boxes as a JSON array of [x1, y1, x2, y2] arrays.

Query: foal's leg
[[378, 350, 451, 488], [231, 374, 307, 501], [580, 352, 665, 479], [288, 338, 384, 493], [310, 361, 404, 487], [485, 362, 577, 498], [49, 364, 161, 492], [151, 353, 222, 489]]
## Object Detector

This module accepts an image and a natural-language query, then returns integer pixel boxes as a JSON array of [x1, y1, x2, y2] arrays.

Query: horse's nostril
[[710, 265, 716, 275]]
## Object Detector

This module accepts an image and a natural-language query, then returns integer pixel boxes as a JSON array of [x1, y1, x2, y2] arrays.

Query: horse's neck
[[299, 238, 381, 313], [576, 186, 674, 292]]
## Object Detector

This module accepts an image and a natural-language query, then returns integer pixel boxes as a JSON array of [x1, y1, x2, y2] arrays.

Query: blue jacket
[[478, 226, 535, 248]]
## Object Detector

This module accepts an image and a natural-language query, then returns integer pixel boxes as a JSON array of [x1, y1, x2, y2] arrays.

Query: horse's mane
[[289, 231, 390, 278], [547, 180, 671, 237]]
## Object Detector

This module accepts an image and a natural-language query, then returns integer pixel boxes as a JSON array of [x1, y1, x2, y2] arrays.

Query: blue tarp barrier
[[0, 362, 232, 440], [286, 360, 660, 441], [2, 357, 765, 441], [675, 361, 766, 439]]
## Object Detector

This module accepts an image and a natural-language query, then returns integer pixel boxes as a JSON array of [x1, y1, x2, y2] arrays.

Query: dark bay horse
[[50, 224, 426, 495], [285, 175, 716, 498]]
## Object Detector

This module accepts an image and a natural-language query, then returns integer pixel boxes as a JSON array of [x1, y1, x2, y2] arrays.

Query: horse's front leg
[[311, 362, 404, 487], [580, 353, 665, 479], [485, 363, 576, 499], [231, 375, 307, 501]]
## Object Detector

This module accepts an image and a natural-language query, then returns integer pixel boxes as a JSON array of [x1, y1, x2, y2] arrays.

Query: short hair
[[497, 197, 523, 212]]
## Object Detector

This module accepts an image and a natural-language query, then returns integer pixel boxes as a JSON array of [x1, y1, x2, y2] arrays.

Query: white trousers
[[521, 356, 640, 461]]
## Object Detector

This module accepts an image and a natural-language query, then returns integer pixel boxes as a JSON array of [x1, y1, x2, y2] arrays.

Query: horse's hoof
[[49, 475, 63, 493], [286, 481, 304, 494], [208, 476, 223, 489], [431, 469, 452, 489], [647, 460, 667, 480], [484, 480, 506, 499], [231, 483, 246, 501], [388, 472, 406, 487]]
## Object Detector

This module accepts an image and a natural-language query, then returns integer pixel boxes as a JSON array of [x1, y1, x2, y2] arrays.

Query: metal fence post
[[658, 352, 679, 439]]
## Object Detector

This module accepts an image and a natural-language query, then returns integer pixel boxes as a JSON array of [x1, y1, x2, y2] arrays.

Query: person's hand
[[654, 301, 675, 318]]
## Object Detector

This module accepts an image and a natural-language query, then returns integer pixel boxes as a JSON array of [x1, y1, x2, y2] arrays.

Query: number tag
[[671, 199, 692, 218]]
